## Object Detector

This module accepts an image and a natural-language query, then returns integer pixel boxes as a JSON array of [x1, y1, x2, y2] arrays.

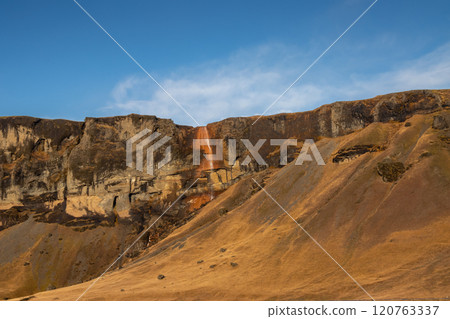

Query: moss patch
[[377, 161, 406, 182]]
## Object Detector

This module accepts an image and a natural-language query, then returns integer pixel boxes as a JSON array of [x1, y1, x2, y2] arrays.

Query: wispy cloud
[[104, 42, 450, 126], [357, 43, 450, 93]]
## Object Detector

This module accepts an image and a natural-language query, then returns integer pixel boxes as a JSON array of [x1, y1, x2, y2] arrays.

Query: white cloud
[[105, 43, 450, 126], [351, 43, 450, 96]]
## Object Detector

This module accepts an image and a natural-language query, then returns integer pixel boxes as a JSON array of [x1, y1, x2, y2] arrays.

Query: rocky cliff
[[0, 89, 449, 299]]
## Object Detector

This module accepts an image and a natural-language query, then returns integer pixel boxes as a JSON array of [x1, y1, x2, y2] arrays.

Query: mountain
[[1, 89, 449, 300]]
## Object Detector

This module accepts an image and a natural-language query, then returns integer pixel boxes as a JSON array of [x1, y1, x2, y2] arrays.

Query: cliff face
[[0, 89, 449, 299], [2, 90, 447, 213]]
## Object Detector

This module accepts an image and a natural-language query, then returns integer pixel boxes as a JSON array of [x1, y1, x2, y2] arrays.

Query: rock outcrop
[[0, 89, 449, 299]]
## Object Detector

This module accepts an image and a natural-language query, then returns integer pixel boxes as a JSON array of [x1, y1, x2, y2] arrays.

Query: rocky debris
[[0, 206, 29, 231], [23, 262, 30, 266], [439, 135, 450, 144], [19, 295, 35, 301], [157, 274, 165, 280], [432, 115, 449, 130], [197, 260, 204, 264], [220, 248, 227, 253], [419, 151, 432, 159], [46, 284, 56, 291], [209, 264, 216, 269], [125, 250, 140, 259], [405, 122, 412, 127], [218, 207, 228, 216], [377, 160, 406, 182], [32, 203, 115, 232], [230, 262, 238, 268], [146, 212, 199, 247], [332, 144, 385, 163]]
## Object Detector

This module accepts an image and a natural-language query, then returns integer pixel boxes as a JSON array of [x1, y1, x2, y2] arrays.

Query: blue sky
[[1, 0, 450, 125]]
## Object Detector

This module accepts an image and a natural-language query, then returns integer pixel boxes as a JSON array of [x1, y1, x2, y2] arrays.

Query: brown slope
[[27, 109, 450, 301]]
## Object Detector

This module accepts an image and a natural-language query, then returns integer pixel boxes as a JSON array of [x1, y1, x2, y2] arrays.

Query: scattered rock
[[125, 251, 140, 258], [333, 144, 385, 163], [121, 289, 125, 292], [157, 274, 165, 280], [419, 151, 431, 159], [23, 262, 30, 266], [20, 295, 35, 301], [47, 284, 56, 291], [404, 122, 412, 127], [377, 160, 406, 182], [197, 260, 204, 264], [209, 264, 216, 269], [220, 248, 227, 253], [218, 207, 228, 216], [432, 115, 448, 130], [439, 135, 450, 144], [230, 262, 238, 267]]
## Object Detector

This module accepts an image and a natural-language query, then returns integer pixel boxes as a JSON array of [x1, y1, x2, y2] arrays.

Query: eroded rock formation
[[0, 89, 449, 299]]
